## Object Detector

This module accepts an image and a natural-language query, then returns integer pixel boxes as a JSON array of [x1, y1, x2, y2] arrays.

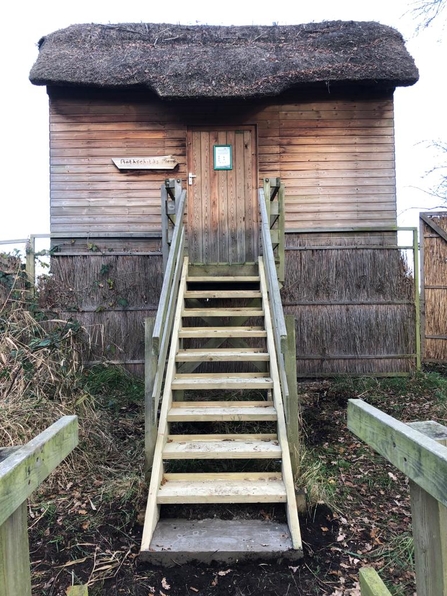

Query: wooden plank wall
[[50, 97, 187, 234], [258, 99, 396, 229], [421, 213, 447, 362], [49, 91, 395, 235]]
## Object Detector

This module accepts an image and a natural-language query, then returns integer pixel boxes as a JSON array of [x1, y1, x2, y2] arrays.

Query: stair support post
[[144, 317, 157, 477], [259, 259, 302, 550], [284, 315, 300, 481]]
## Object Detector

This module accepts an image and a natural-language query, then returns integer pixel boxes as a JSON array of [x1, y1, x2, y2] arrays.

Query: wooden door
[[187, 127, 258, 264]]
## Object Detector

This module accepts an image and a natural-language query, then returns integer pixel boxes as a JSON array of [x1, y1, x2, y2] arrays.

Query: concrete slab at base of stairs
[[140, 519, 303, 565]]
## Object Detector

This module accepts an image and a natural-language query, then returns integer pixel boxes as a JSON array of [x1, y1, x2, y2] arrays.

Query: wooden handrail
[[259, 189, 287, 350], [259, 186, 288, 400], [145, 181, 187, 472], [259, 181, 301, 478], [153, 189, 186, 355]]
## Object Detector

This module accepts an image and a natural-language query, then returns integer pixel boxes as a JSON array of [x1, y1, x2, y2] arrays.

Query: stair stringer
[[141, 256, 189, 551], [258, 256, 302, 550]]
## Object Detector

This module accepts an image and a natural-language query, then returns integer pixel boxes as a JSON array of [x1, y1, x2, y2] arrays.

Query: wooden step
[[163, 434, 280, 459], [184, 290, 262, 299], [187, 263, 258, 277], [179, 326, 267, 338], [171, 373, 273, 390], [176, 348, 270, 362], [142, 519, 301, 565], [182, 307, 264, 317], [167, 401, 277, 421], [186, 276, 260, 283], [157, 472, 286, 504]]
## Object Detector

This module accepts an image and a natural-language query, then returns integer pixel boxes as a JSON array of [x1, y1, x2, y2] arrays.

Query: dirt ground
[[29, 374, 446, 596]]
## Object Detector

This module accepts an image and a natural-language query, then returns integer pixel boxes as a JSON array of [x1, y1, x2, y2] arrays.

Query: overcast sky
[[1, 0, 446, 248]]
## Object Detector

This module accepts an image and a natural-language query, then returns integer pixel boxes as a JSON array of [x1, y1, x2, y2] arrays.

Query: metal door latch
[[188, 172, 197, 185]]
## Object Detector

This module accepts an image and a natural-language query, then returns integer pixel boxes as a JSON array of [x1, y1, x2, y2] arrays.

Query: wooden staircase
[[140, 257, 302, 564]]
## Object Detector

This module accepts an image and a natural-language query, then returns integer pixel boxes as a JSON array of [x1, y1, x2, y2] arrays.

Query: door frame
[[186, 125, 258, 264]]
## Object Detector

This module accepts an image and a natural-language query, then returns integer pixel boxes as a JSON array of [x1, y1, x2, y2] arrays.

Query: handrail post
[[277, 182, 285, 283], [161, 183, 169, 272], [359, 568, 392, 595], [263, 178, 272, 221], [0, 500, 31, 596], [285, 315, 300, 480], [263, 177, 285, 284], [161, 178, 184, 272], [407, 420, 447, 596]]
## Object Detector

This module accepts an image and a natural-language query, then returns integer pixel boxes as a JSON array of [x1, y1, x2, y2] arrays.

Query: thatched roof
[[29, 21, 418, 98]]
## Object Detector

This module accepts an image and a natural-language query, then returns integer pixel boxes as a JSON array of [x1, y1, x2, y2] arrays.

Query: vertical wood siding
[[187, 128, 258, 264]]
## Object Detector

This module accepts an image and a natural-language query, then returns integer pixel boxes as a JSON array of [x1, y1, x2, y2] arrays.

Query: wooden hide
[[46, 88, 406, 375]]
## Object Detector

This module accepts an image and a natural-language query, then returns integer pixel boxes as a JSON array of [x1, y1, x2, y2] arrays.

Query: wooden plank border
[[0, 416, 78, 596], [359, 568, 392, 596], [0, 416, 78, 525], [347, 399, 447, 507]]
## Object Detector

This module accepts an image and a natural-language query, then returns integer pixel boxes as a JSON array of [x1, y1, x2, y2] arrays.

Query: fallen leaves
[[161, 578, 170, 590]]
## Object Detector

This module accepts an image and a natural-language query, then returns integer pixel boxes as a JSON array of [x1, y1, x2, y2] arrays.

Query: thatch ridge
[[29, 21, 418, 98]]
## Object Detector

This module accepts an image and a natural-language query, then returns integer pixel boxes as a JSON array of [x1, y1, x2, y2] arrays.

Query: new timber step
[[143, 519, 299, 565], [184, 290, 262, 299], [175, 348, 270, 362], [186, 276, 260, 283], [157, 472, 287, 504], [182, 307, 264, 317], [178, 326, 267, 338], [163, 434, 281, 459], [171, 373, 273, 390], [167, 401, 277, 422], [187, 263, 258, 277]]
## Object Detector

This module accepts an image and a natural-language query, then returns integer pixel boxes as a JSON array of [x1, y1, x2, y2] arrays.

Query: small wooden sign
[[112, 155, 178, 170]]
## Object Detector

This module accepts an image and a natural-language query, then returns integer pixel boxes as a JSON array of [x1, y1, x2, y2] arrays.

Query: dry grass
[[0, 269, 145, 504], [38, 253, 163, 368], [1, 287, 146, 593]]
